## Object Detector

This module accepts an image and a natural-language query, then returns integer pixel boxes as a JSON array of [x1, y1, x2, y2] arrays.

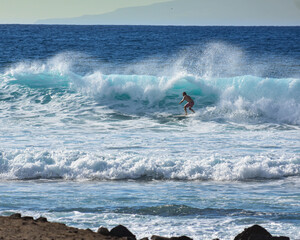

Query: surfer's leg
[[184, 103, 190, 115], [184, 106, 188, 115], [189, 107, 195, 113]]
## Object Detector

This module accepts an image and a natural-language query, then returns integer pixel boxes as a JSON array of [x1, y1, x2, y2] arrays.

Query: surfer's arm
[[179, 97, 185, 104]]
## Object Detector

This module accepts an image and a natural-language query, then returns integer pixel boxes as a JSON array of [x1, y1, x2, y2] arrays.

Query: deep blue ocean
[[0, 25, 299, 239]]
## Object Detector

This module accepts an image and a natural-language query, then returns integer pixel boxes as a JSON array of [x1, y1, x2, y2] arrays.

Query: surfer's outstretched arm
[[179, 97, 185, 104]]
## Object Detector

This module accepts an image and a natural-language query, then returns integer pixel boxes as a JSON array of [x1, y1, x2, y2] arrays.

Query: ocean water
[[0, 25, 299, 239]]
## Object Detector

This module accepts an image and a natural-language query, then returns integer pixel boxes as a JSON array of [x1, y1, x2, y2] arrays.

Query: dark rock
[[151, 235, 193, 240], [234, 225, 290, 240], [98, 227, 110, 236], [36, 217, 47, 222], [86, 228, 93, 232], [234, 225, 272, 240], [110, 225, 136, 240], [140, 238, 149, 240], [151, 236, 170, 240], [170, 236, 193, 240], [22, 216, 34, 221], [9, 213, 21, 219]]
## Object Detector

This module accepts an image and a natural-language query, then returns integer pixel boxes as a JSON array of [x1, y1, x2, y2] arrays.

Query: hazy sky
[[0, 0, 171, 23], [1, 0, 299, 25]]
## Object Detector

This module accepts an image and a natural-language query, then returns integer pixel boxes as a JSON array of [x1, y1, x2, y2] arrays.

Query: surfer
[[179, 92, 195, 115]]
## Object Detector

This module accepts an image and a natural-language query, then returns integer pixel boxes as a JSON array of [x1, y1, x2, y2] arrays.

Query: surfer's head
[[182, 92, 187, 96]]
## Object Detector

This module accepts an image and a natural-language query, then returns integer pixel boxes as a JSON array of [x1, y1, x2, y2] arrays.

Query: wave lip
[[2, 64, 299, 125]]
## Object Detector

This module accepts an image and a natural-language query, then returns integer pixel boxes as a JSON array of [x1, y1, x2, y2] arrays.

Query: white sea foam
[[0, 149, 299, 181]]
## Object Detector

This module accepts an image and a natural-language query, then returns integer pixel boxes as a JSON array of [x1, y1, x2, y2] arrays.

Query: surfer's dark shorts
[[185, 102, 194, 108]]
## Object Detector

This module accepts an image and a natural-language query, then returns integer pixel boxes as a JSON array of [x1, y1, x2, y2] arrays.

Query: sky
[[1, 0, 299, 25], [0, 0, 171, 24]]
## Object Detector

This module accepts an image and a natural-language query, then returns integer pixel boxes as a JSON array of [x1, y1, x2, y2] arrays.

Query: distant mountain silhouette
[[36, 0, 300, 25]]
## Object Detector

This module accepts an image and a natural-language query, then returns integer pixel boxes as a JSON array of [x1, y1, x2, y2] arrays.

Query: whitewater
[[1, 51, 299, 181], [0, 25, 299, 239]]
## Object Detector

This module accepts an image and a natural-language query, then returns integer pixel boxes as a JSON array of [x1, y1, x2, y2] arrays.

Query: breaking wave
[[1, 55, 299, 125]]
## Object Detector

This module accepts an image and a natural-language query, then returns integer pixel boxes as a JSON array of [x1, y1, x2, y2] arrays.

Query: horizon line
[[0, 23, 299, 27]]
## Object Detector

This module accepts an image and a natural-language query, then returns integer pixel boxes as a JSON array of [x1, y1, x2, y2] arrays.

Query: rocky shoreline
[[0, 213, 290, 240]]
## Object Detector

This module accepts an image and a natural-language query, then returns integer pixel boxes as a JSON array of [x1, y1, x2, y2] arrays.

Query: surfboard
[[173, 114, 189, 118]]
